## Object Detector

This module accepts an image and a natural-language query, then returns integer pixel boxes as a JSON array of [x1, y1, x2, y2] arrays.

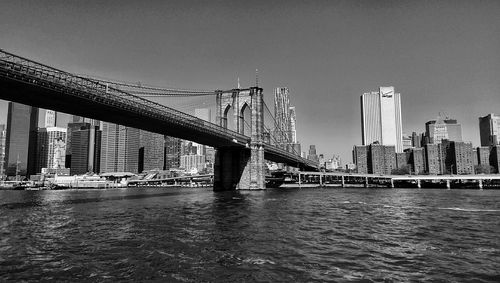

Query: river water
[[0, 187, 499, 282]]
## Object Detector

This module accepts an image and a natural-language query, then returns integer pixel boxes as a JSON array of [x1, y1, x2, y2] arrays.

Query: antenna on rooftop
[[255, 69, 259, 87]]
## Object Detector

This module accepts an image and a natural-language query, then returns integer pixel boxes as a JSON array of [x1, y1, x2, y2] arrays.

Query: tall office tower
[[66, 122, 89, 168], [44, 110, 57, 127], [425, 143, 442, 175], [425, 116, 463, 144], [164, 136, 182, 169], [100, 122, 139, 173], [35, 128, 48, 173], [70, 123, 101, 175], [360, 86, 403, 152], [479, 113, 500, 146], [180, 154, 206, 173], [274, 87, 291, 146], [139, 130, 164, 172], [0, 124, 6, 177], [307, 145, 319, 163], [353, 145, 368, 174], [4, 102, 39, 178]]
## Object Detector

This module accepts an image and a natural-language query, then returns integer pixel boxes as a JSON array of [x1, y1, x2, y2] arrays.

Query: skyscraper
[[164, 136, 182, 169], [307, 145, 319, 163], [479, 113, 500, 147], [100, 122, 139, 173], [274, 87, 291, 147], [70, 123, 101, 175], [425, 116, 462, 144], [4, 102, 39, 178], [360, 86, 403, 152], [139, 130, 164, 172]]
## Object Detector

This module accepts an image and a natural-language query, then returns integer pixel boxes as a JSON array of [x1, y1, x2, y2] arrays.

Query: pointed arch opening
[[240, 102, 251, 136]]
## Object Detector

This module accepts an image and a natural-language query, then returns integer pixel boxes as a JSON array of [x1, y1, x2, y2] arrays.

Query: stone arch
[[240, 102, 251, 135]]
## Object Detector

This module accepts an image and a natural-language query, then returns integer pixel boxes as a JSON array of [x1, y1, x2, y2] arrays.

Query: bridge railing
[[0, 49, 249, 144]]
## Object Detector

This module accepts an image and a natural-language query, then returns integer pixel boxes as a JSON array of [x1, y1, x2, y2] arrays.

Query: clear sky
[[1, 0, 499, 163]]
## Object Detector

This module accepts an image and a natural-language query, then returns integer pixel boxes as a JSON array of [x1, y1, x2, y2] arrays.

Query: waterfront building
[[451, 142, 473, 175], [407, 147, 425, 175], [139, 130, 164, 172], [0, 124, 5, 177], [360, 86, 403, 152], [165, 136, 182, 169], [4, 102, 39, 178], [395, 152, 408, 170], [44, 110, 57, 127], [180, 154, 205, 173], [490, 146, 500, 173], [479, 113, 500, 147], [425, 116, 462, 144], [425, 143, 441, 175], [70, 123, 101, 175], [477, 146, 490, 166], [289, 106, 297, 143], [307, 145, 319, 163], [36, 127, 67, 173], [352, 145, 368, 174], [368, 144, 396, 175], [100, 122, 139, 173], [472, 148, 479, 166]]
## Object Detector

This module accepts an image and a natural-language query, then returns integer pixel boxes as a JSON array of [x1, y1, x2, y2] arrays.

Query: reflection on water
[[1, 188, 499, 282]]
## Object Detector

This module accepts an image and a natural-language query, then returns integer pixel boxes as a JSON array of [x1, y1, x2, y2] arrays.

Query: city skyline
[[1, 0, 500, 163]]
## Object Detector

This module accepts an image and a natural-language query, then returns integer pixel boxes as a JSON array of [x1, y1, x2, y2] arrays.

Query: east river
[[0, 188, 499, 282]]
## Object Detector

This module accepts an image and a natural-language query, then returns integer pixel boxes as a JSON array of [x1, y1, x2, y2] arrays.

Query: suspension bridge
[[0, 49, 318, 190]]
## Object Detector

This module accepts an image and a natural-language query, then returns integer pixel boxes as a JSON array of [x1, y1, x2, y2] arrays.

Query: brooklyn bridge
[[0, 49, 318, 190]]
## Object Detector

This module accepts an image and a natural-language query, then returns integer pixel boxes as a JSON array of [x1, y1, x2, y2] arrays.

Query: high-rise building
[[180, 154, 205, 173], [360, 86, 403, 152], [368, 144, 396, 175], [479, 113, 500, 147], [477, 146, 490, 166], [44, 110, 57, 127], [402, 135, 412, 151], [407, 147, 425, 174], [425, 143, 441, 175], [425, 116, 462, 144], [451, 142, 473, 174], [139, 130, 164, 172], [100, 122, 139, 173], [307, 145, 319, 163], [490, 146, 500, 173], [353, 145, 368, 174], [4, 102, 39, 178], [274, 87, 291, 147], [395, 152, 409, 170], [0, 124, 6, 177], [411, 132, 422, 148], [70, 123, 101, 175], [165, 136, 182, 169], [36, 127, 67, 173], [289, 106, 297, 143]]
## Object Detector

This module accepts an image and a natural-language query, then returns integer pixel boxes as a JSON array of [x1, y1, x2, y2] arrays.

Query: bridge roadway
[[0, 49, 317, 170]]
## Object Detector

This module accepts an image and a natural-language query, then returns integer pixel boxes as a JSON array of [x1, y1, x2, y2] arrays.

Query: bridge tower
[[214, 87, 266, 190]]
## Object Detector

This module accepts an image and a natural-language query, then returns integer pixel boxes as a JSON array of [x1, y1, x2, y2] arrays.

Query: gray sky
[[1, 0, 499, 163]]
